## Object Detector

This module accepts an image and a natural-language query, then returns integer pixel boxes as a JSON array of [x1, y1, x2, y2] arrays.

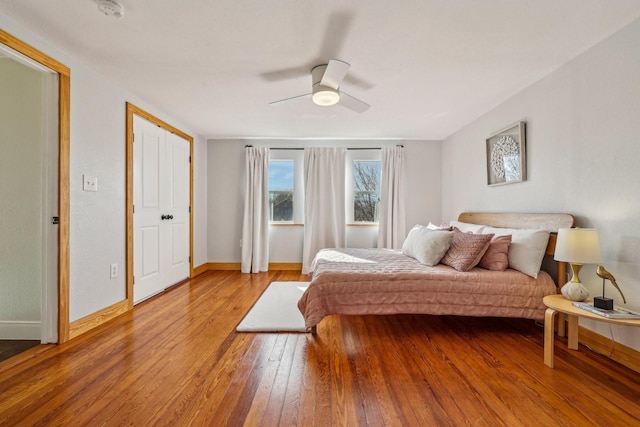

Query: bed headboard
[[458, 212, 575, 231], [457, 212, 576, 289]]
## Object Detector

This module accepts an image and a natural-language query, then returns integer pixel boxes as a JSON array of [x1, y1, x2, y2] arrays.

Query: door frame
[[126, 103, 194, 308], [0, 29, 71, 343]]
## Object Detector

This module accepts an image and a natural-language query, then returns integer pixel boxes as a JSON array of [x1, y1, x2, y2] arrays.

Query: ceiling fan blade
[[269, 93, 311, 106], [317, 12, 354, 61], [260, 66, 307, 82], [343, 72, 375, 90], [337, 91, 370, 113], [320, 59, 350, 90]]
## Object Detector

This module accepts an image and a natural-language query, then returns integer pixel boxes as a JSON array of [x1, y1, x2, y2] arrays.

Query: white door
[[133, 115, 190, 303]]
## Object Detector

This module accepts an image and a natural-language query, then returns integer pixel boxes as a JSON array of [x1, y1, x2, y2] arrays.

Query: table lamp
[[553, 228, 602, 301]]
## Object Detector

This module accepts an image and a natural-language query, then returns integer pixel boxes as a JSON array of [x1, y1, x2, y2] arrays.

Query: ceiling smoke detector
[[97, 0, 124, 19]]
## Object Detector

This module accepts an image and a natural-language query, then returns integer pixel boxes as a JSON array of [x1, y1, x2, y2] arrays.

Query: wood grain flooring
[[1, 270, 639, 426]]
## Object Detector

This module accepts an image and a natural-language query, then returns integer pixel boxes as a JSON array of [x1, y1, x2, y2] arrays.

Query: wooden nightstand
[[543, 294, 640, 368]]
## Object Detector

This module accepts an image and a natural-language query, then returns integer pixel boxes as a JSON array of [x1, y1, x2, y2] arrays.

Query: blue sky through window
[[269, 160, 294, 191]]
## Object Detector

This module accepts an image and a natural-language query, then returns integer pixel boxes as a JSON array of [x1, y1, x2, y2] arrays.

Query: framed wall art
[[486, 121, 526, 186]]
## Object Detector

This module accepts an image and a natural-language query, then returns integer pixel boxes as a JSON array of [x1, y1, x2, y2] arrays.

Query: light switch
[[83, 175, 98, 192]]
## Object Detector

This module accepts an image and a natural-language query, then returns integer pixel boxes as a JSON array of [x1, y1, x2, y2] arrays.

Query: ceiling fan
[[269, 59, 370, 113], [263, 12, 371, 113]]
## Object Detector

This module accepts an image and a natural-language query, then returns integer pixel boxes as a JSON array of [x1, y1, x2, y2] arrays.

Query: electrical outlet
[[83, 175, 98, 192], [110, 263, 118, 279]]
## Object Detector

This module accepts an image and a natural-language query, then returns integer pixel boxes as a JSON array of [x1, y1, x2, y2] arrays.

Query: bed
[[298, 212, 575, 331]]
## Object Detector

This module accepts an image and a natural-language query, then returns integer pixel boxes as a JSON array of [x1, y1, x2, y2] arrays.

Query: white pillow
[[427, 222, 451, 230], [449, 220, 485, 233], [482, 226, 550, 278], [402, 225, 454, 266]]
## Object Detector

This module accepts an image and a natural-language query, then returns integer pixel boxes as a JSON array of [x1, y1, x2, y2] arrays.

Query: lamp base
[[561, 281, 589, 302], [594, 296, 614, 310]]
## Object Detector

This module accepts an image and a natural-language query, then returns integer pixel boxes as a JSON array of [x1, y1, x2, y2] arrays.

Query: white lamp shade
[[554, 228, 602, 264]]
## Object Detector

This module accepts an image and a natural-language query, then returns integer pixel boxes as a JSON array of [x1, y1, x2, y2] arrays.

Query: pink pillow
[[478, 235, 512, 271], [441, 228, 494, 272]]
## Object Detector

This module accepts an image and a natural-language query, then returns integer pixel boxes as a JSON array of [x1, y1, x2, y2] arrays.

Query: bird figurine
[[596, 265, 627, 303]]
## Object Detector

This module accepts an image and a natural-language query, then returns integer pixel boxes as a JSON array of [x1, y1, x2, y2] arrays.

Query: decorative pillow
[[478, 235, 512, 271], [449, 220, 485, 234], [482, 226, 550, 278], [402, 225, 454, 266], [441, 228, 494, 272]]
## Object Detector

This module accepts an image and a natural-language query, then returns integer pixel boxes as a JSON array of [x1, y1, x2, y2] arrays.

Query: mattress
[[297, 248, 557, 329]]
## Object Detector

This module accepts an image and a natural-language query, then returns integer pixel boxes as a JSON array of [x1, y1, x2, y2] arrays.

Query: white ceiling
[[2, 0, 640, 140]]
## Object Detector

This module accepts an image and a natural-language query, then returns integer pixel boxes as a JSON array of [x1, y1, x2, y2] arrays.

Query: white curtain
[[241, 147, 270, 273], [377, 145, 406, 249], [302, 147, 347, 274]]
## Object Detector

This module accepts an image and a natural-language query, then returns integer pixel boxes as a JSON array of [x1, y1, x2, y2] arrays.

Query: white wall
[[0, 16, 208, 322], [442, 19, 640, 350], [0, 58, 43, 335], [193, 135, 208, 268], [207, 140, 245, 262], [207, 139, 441, 264]]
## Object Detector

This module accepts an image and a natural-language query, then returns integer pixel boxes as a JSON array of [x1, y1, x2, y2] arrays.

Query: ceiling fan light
[[312, 89, 340, 106]]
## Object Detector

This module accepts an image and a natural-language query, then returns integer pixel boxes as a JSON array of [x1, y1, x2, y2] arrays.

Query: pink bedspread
[[297, 248, 558, 329]]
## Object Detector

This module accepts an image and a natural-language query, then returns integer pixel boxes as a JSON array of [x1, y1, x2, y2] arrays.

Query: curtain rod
[[244, 145, 403, 150]]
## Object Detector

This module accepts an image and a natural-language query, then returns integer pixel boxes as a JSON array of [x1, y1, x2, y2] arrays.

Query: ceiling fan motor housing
[[311, 65, 340, 106]]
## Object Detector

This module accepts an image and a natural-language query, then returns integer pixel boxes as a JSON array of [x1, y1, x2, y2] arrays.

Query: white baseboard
[[0, 321, 41, 340]]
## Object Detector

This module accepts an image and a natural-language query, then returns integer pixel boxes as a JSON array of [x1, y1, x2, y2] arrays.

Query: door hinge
[[52, 216, 59, 224], [189, 156, 191, 163], [133, 276, 135, 285], [133, 205, 135, 214], [189, 256, 191, 263], [189, 206, 191, 213]]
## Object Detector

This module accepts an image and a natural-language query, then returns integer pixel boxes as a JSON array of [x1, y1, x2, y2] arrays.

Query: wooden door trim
[[0, 29, 71, 343], [126, 103, 194, 308]]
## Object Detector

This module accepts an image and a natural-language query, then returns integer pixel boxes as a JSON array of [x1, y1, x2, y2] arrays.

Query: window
[[268, 160, 294, 222], [267, 148, 381, 224], [353, 160, 381, 222]]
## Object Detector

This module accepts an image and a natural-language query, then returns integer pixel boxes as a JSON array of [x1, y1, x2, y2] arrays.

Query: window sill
[[347, 223, 379, 227], [270, 223, 304, 226]]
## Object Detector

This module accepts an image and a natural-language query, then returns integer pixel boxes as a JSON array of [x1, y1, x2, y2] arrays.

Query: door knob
[[161, 214, 169, 220]]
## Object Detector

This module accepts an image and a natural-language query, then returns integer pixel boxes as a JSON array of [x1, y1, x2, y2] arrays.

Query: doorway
[[125, 103, 193, 307], [0, 30, 70, 349]]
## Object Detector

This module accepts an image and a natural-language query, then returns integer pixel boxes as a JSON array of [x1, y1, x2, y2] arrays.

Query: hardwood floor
[[1, 270, 639, 426]]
